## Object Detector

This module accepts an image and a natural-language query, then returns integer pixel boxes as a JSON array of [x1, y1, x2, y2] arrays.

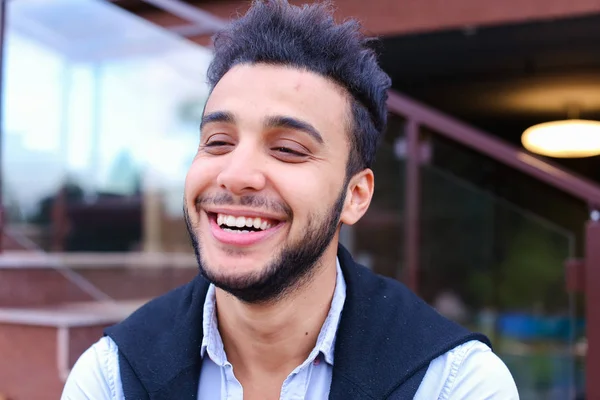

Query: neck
[[215, 244, 339, 380]]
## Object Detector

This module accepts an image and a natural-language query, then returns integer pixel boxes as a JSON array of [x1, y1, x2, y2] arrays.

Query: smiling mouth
[[210, 213, 281, 233]]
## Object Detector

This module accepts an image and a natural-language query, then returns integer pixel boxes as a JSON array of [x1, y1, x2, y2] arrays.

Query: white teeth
[[226, 215, 236, 226], [217, 213, 276, 231], [223, 228, 249, 234]]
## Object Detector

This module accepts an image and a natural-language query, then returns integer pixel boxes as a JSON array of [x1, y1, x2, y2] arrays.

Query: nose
[[216, 144, 267, 195]]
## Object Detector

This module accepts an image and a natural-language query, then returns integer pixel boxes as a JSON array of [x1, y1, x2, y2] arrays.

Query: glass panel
[[356, 114, 585, 398], [418, 136, 583, 399], [353, 113, 407, 277], [4, 0, 212, 252]]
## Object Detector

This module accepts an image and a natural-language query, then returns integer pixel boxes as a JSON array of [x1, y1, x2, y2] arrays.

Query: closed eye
[[206, 141, 231, 147], [274, 147, 305, 156], [200, 139, 235, 155], [271, 146, 310, 163]]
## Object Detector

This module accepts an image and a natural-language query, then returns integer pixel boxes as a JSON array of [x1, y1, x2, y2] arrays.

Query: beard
[[184, 185, 347, 304]]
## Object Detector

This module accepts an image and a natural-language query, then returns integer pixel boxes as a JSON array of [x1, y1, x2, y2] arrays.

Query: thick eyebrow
[[265, 115, 324, 144], [200, 111, 235, 131]]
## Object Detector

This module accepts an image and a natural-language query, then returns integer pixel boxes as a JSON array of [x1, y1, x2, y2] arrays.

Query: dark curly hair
[[206, 0, 391, 176]]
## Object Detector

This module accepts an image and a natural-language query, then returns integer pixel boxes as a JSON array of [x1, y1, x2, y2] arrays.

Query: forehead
[[204, 63, 350, 139]]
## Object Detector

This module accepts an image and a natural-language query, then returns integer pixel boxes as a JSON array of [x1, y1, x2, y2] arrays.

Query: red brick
[[0, 322, 113, 399], [0, 324, 62, 400], [68, 326, 108, 368], [75, 267, 197, 301], [0, 265, 197, 308], [0, 269, 93, 308]]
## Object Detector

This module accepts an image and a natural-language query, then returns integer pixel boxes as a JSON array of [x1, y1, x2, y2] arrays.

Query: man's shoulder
[[355, 265, 491, 353], [415, 340, 519, 399], [338, 246, 486, 344], [351, 264, 468, 331], [102, 273, 208, 395], [349, 266, 518, 398], [61, 336, 122, 399], [104, 273, 208, 342]]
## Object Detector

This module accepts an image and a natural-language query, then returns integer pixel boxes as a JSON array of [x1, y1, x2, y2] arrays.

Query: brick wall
[[0, 265, 198, 308], [0, 323, 112, 400], [0, 324, 62, 400], [67, 325, 108, 369], [0, 269, 93, 308], [75, 266, 197, 301], [2, 233, 26, 251]]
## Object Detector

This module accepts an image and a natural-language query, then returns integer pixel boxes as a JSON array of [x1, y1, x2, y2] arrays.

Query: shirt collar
[[200, 257, 347, 367]]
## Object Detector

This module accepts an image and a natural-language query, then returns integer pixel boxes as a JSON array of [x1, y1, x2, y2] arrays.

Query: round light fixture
[[521, 119, 600, 158]]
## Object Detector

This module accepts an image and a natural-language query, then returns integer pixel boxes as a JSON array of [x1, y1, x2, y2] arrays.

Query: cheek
[[185, 159, 220, 195], [274, 169, 341, 220]]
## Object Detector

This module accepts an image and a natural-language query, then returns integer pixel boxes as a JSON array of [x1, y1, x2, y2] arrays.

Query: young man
[[63, 1, 519, 399]]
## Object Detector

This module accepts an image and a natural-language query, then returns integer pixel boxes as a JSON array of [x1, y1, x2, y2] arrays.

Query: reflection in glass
[[4, 0, 213, 251]]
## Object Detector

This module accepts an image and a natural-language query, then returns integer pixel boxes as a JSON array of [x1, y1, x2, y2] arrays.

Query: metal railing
[[387, 89, 600, 399]]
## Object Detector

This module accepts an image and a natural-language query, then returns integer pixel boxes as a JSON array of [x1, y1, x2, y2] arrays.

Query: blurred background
[[0, 0, 599, 399]]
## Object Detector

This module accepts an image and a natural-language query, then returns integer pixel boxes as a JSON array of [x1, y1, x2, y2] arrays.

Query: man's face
[[184, 64, 353, 303]]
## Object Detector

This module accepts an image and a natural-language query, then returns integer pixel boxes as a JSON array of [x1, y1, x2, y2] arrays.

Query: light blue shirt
[[62, 259, 519, 399], [198, 259, 346, 399]]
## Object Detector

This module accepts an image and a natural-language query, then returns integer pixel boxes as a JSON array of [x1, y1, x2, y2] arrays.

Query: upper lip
[[202, 207, 287, 222]]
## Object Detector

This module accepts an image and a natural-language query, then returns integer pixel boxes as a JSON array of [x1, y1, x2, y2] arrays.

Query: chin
[[202, 246, 271, 275], [198, 253, 278, 298]]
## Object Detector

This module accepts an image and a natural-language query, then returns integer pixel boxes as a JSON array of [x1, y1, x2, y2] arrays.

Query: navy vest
[[105, 245, 490, 399]]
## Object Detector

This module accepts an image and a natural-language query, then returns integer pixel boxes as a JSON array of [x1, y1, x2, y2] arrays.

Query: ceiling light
[[521, 119, 600, 158]]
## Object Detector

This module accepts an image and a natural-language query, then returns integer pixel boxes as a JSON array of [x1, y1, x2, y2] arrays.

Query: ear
[[340, 169, 374, 226]]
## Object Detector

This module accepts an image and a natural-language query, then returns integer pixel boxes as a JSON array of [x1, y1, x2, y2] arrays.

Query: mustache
[[195, 193, 293, 219]]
